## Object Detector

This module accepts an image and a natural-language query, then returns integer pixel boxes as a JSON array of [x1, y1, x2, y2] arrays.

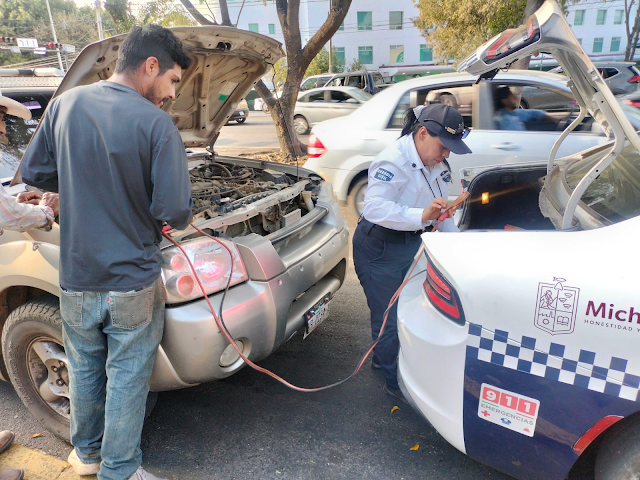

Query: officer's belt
[[359, 218, 427, 244]]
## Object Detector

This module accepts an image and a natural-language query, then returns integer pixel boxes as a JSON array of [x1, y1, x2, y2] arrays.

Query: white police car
[[397, 2, 640, 479]]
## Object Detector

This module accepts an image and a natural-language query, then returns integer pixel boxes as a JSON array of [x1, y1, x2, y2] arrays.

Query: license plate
[[239, 111, 245, 116], [303, 293, 332, 339]]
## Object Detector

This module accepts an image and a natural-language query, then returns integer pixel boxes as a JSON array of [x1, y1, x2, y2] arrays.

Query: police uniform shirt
[[362, 134, 459, 233]]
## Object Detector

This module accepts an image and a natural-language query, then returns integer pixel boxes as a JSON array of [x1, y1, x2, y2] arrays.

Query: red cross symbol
[[481, 410, 490, 417]]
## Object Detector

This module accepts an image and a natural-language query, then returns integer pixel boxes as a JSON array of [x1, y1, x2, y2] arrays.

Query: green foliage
[[104, 0, 135, 34], [139, 0, 196, 27], [347, 58, 364, 72], [272, 57, 287, 85], [304, 48, 345, 78]]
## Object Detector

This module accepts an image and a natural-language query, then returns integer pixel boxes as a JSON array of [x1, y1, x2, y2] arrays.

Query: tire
[[519, 98, 530, 109], [595, 414, 640, 480], [439, 93, 458, 108], [348, 176, 368, 218], [293, 115, 309, 135], [236, 117, 246, 124], [1, 298, 158, 442], [262, 103, 269, 113], [1, 298, 70, 441]]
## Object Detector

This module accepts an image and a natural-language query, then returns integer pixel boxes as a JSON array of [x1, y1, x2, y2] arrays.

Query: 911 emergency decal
[[534, 277, 579, 335], [373, 168, 394, 181], [478, 384, 540, 437]]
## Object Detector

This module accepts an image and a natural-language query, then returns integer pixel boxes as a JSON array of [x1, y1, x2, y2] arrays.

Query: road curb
[[0, 444, 95, 480]]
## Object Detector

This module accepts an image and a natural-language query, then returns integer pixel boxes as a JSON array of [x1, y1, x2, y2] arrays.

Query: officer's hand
[[17, 191, 42, 205], [40, 192, 59, 217], [422, 197, 449, 222]]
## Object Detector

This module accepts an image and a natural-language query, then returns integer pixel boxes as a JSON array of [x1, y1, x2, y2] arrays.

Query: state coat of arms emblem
[[534, 277, 580, 335]]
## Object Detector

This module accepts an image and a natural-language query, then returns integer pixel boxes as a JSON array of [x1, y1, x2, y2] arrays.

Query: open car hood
[[45, 26, 283, 149], [458, 0, 640, 153]]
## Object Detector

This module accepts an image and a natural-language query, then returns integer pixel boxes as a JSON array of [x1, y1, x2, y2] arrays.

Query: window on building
[[334, 47, 345, 66], [358, 46, 373, 64], [248, 23, 259, 33], [338, 21, 344, 31], [596, 10, 607, 25], [593, 37, 603, 53], [574, 10, 585, 26], [389, 11, 403, 30], [389, 45, 404, 63], [420, 44, 433, 62], [611, 37, 621, 52], [357, 12, 372, 31], [615, 10, 624, 24], [268, 24, 275, 34]]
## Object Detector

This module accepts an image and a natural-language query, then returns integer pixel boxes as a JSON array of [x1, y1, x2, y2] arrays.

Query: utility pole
[[328, 0, 333, 73], [95, 0, 105, 40], [45, 0, 64, 71]]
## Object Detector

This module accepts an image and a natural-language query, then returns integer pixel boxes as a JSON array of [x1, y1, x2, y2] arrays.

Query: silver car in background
[[550, 61, 640, 95], [293, 86, 371, 134]]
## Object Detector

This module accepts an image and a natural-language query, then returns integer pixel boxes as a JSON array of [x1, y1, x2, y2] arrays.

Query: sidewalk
[[0, 444, 94, 480]]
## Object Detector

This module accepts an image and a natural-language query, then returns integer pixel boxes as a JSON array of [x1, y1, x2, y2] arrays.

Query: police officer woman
[[353, 103, 472, 402]]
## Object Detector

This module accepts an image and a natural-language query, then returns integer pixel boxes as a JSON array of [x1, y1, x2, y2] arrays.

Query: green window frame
[[334, 47, 345, 65], [615, 10, 624, 25], [357, 12, 372, 31], [389, 11, 403, 30], [420, 44, 433, 62], [358, 46, 373, 64], [596, 10, 607, 25], [611, 37, 621, 52], [593, 37, 603, 53], [574, 10, 585, 26], [268, 24, 275, 34], [248, 23, 259, 33]]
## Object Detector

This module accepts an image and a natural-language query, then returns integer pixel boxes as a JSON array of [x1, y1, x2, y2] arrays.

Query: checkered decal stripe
[[466, 323, 640, 402]]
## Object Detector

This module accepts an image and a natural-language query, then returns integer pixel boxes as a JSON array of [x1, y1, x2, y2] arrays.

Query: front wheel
[[348, 177, 368, 218], [293, 116, 309, 135], [236, 117, 246, 124], [595, 415, 640, 479]]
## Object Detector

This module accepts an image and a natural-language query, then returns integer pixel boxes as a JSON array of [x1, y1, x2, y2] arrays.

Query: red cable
[[161, 223, 426, 392]]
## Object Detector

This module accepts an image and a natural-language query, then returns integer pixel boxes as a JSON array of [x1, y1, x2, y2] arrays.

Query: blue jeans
[[352, 220, 422, 390], [60, 277, 165, 480]]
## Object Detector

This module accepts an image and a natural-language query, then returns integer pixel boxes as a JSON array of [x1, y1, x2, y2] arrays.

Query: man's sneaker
[[128, 467, 168, 480], [67, 449, 100, 476], [0, 467, 24, 480], [383, 383, 408, 404], [0, 431, 15, 455]]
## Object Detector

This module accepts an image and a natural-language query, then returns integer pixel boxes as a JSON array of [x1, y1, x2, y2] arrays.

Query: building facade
[[197, 0, 638, 81]]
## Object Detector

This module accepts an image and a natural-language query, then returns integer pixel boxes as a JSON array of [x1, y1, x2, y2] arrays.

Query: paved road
[[0, 203, 511, 480], [216, 111, 310, 154]]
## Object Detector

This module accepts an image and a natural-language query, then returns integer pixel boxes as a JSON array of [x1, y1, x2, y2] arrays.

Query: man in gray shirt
[[21, 25, 192, 480]]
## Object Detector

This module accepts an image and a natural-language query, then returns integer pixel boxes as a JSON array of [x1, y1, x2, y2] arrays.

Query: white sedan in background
[[304, 70, 640, 216], [398, 2, 640, 479]]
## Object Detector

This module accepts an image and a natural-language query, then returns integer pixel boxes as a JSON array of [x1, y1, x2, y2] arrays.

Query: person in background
[[352, 104, 472, 402], [493, 86, 559, 131]]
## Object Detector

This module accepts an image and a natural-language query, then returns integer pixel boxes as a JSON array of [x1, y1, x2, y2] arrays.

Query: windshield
[[350, 89, 373, 103], [565, 140, 640, 223]]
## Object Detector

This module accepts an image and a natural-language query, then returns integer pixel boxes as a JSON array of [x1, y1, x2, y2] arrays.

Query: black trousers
[[352, 219, 422, 390]]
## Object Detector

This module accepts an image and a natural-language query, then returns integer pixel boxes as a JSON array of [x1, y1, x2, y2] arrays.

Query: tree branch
[[302, 0, 351, 66], [178, 0, 217, 26], [219, 0, 232, 26]]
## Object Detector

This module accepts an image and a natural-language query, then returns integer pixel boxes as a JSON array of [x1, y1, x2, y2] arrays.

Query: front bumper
[[149, 222, 349, 391], [229, 109, 249, 121], [397, 265, 468, 455]]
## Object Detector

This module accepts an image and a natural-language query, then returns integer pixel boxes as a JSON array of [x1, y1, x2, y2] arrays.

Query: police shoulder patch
[[440, 170, 452, 183], [374, 168, 394, 182]]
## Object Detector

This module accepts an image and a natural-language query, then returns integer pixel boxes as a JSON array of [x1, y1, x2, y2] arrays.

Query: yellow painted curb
[[0, 444, 96, 480]]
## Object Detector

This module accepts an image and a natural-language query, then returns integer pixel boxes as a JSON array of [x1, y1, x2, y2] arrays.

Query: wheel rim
[[355, 183, 367, 216], [293, 117, 308, 135], [27, 336, 70, 419]]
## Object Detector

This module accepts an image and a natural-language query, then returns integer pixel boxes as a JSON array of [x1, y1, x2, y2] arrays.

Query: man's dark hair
[[495, 86, 514, 110], [115, 24, 191, 75]]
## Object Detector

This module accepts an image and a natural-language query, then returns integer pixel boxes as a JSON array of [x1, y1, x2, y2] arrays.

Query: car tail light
[[423, 257, 465, 325], [482, 15, 540, 65], [307, 133, 326, 158], [623, 99, 640, 108], [628, 75, 640, 83], [161, 238, 248, 303]]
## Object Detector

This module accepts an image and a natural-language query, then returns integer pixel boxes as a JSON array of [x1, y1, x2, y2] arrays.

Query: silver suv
[[550, 61, 640, 95], [0, 27, 349, 440]]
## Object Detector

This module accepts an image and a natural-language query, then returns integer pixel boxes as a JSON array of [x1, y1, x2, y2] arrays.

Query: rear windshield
[[372, 73, 385, 85], [565, 140, 640, 223]]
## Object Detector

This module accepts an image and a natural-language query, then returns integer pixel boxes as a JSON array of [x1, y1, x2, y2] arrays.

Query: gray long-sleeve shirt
[[21, 81, 193, 291]]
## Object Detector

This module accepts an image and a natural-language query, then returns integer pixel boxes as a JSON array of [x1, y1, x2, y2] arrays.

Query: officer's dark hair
[[400, 107, 438, 138], [115, 24, 191, 75]]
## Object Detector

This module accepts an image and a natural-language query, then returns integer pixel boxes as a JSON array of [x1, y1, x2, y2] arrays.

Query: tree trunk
[[178, 0, 217, 26], [219, 1, 232, 26]]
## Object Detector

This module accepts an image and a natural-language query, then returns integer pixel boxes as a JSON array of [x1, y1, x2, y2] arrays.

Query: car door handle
[[491, 142, 520, 151]]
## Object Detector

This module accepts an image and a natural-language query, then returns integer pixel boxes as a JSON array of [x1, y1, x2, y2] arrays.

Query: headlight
[[161, 238, 248, 303]]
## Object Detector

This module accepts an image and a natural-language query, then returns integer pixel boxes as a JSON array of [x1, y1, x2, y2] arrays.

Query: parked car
[[0, 68, 63, 179], [397, 2, 640, 479], [304, 70, 640, 216], [293, 86, 371, 135], [2, 27, 349, 441], [620, 90, 640, 109], [228, 99, 249, 123], [301, 71, 387, 95], [550, 61, 640, 95]]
